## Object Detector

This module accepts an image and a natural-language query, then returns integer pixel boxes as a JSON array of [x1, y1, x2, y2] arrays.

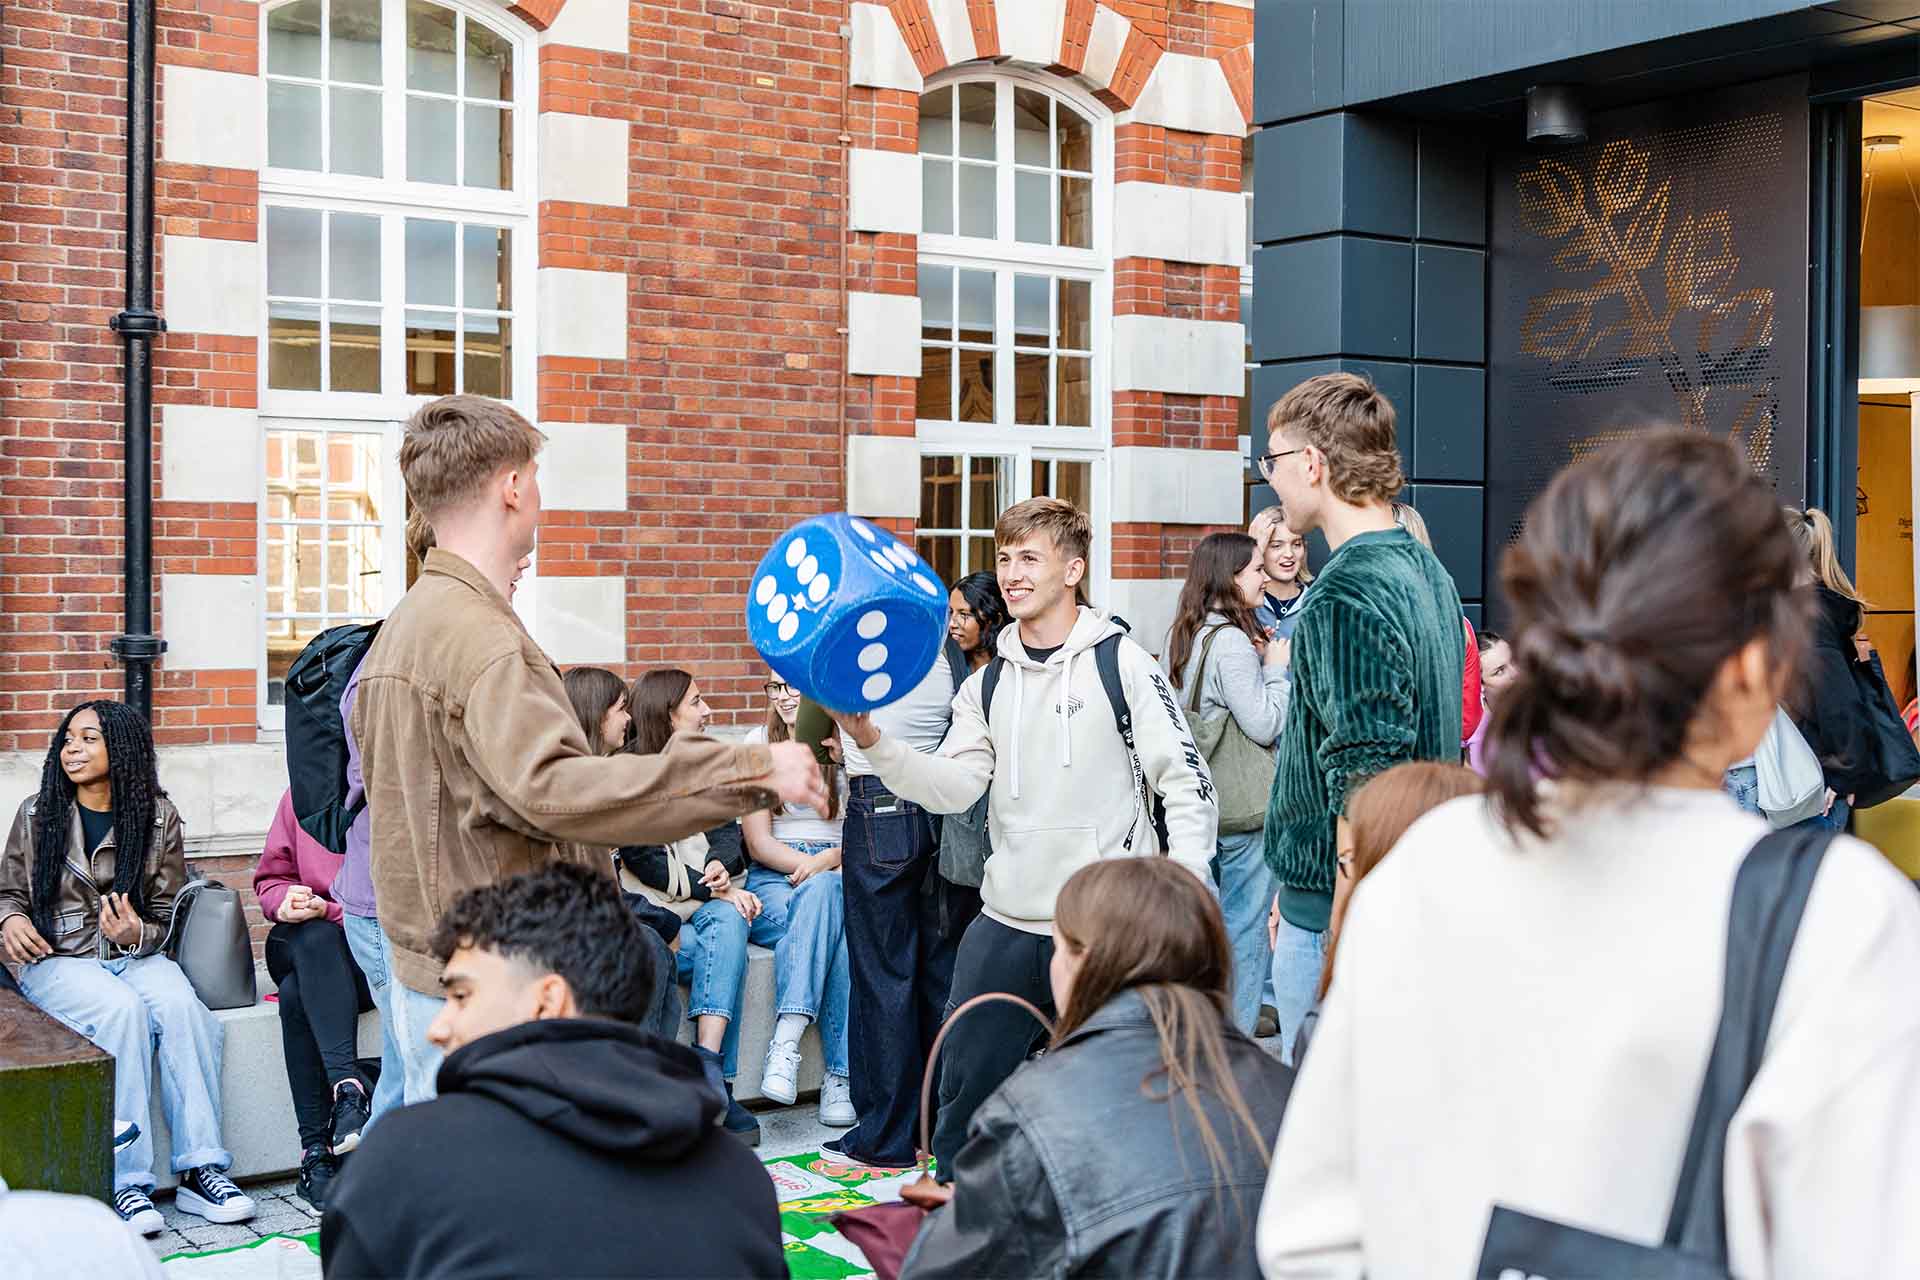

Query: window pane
[[329, 305, 381, 392], [406, 218, 456, 306], [967, 536, 994, 576], [1013, 88, 1049, 165], [266, 522, 293, 611], [407, 95, 458, 184], [343, 524, 384, 612], [1058, 278, 1091, 351], [957, 83, 994, 160], [1014, 353, 1047, 425], [330, 87, 383, 177], [1013, 274, 1048, 350], [957, 162, 994, 238], [295, 525, 325, 613], [406, 0, 457, 92], [957, 349, 993, 423], [267, 82, 322, 171], [267, 207, 323, 296], [921, 158, 952, 235], [1014, 169, 1049, 244], [1059, 103, 1092, 172], [918, 263, 953, 338], [1056, 460, 1091, 509], [466, 17, 513, 101], [406, 311, 456, 394], [918, 346, 952, 421], [291, 429, 323, 484], [462, 313, 508, 397], [268, 301, 321, 390], [268, 0, 323, 78], [919, 534, 959, 589], [921, 455, 958, 527], [332, 433, 384, 521], [329, 212, 381, 301], [955, 269, 994, 345], [330, 0, 383, 84], [463, 224, 510, 309], [1056, 356, 1091, 427], [1060, 176, 1092, 249], [463, 104, 510, 189], [917, 87, 952, 155], [967, 455, 1006, 528]]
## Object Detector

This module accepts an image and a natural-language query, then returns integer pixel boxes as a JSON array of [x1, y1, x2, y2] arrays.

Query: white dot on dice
[[862, 673, 892, 702], [798, 556, 818, 585], [785, 538, 807, 568], [858, 642, 888, 672], [767, 595, 788, 625], [807, 575, 830, 602], [911, 573, 937, 596], [857, 610, 887, 639], [778, 613, 799, 643], [868, 549, 896, 574], [755, 576, 777, 606], [853, 520, 877, 543]]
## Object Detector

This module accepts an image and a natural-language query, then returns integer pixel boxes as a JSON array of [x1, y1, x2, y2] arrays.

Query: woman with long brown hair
[[560, 666, 630, 756], [1259, 432, 1920, 1278], [902, 857, 1293, 1280], [1164, 530, 1290, 1035]]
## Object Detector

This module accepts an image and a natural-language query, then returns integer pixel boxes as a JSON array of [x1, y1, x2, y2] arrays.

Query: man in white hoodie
[[834, 498, 1218, 1175]]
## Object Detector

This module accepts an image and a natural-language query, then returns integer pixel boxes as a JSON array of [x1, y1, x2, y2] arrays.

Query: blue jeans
[[676, 894, 781, 1079], [1723, 763, 1762, 816], [342, 911, 404, 1127], [378, 919, 445, 1105], [19, 953, 229, 1192], [1268, 915, 1328, 1068], [1212, 830, 1275, 1035], [745, 856, 851, 1078], [1794, 794, 1851, 833]]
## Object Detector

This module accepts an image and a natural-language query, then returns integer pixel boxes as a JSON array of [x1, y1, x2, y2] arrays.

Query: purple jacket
[[331, 656, 378, 917]]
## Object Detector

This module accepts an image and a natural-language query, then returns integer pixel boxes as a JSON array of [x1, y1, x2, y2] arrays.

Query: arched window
[[914, 73, 1110, 589], [257, 0, 533, 715]]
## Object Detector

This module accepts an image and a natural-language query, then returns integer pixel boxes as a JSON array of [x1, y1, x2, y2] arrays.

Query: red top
[[1461, 616, 1484, 745], [252, 789, 345, 926]]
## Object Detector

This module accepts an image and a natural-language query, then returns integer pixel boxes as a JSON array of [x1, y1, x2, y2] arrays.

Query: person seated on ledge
[[320, 862, 784, 1280]]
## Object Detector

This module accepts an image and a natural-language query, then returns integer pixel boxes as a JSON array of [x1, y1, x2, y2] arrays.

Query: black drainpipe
[[108, 0, 167, 721]]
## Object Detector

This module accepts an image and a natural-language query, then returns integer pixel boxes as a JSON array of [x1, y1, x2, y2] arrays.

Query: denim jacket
[[901, 988, 1294, 1280]]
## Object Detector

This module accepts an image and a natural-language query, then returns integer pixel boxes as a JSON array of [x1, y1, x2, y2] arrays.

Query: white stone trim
[[163, 235, 258, 337], [540, 421, 628, 512], [1108, 445, 1246, 525], [527, 575, 627, 665], [847, 291, 922, 377], [850, 3, 923, 93], [540, 0, 628, 55], [1103, 578, 1183, 657], [998, 0, 1067, 68], [0, 742, 292, 855], [538, 112, 629, 207], [161, 66, 261, 171], [846, 435, 921, 518], [925, 0, 977, 67], [161, 574, 258, 670], [1122, 52, 1247, 137], [1112, 181, 1246, 268], [1110, 314, 1243, 396], [536, 267, 628, 359], [1081, 7, 1132, 93], [849, 148, 923, 234], [161, 406, 260, 505]]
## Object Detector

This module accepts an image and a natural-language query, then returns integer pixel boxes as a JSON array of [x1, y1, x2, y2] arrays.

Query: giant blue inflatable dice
[[746, 513, 947, 711]]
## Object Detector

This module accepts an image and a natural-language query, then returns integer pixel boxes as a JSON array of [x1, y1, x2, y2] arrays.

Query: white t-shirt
[[841, 647, 958, 777], [743, 726, 846, 844]]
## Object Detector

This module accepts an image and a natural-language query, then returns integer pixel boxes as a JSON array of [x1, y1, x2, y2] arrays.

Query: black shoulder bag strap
[[1663, 825, 1838, 1262], [981, 656, 1005, 728], [944, 635, 969, 695]]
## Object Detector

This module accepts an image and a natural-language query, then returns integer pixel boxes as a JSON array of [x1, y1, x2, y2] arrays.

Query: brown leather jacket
[[353, 549, 779, 994], [0, 794, 187, 961]]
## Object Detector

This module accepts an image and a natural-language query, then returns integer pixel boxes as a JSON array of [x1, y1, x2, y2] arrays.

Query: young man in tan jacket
[[353, 395, 826, 1101]]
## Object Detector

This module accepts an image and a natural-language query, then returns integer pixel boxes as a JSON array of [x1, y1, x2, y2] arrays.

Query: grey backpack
[[936, 636, 992, 888]]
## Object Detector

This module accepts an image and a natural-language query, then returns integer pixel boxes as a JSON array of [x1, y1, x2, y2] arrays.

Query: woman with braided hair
[[0, 700, 254, 1236]]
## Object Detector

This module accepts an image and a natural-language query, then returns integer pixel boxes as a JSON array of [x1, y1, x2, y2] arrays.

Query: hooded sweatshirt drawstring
[[1058, 648, 1076, 769], [1009, 664, 1026, 801]]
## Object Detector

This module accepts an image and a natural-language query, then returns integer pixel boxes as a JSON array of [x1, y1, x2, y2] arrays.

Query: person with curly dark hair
[[947, 570, 1009, 672], [320, 863, 784, 1280], [0, 701, 255, 1236]]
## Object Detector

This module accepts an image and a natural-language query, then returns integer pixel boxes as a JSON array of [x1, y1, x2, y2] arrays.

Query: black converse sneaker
[[329, 1077, 372, 1155], [174, 1165, 257, 1224], [114, 1186, 164, 1237], [296, 1143, 339, 1213]]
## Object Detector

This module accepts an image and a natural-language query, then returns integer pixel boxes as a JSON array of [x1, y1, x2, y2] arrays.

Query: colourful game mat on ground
[[160, 1150, 898, 1278]]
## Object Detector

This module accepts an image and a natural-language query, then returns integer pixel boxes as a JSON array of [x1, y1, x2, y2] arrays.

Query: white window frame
[[256, 0, 538, 730], [916, 70, 1114, 603]]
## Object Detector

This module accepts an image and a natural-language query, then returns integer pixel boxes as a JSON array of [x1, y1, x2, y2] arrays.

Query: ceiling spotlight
[[1866, 134, 1904, 152], [1526, 84, 1587, 146]]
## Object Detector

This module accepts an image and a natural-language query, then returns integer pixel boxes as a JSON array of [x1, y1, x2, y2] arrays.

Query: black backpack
[[978, 620, 1170, 852], [284, 621, 381, 854]]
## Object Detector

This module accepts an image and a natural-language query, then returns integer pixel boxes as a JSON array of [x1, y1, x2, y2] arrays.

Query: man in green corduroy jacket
[[1254, 372, 1464, 1063]]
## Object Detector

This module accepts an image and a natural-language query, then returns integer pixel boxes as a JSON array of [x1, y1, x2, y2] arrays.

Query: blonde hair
[[1392, 501, 1431, 550], [995, 496, 1091, 566], [1782, 506, 1867, 607], [405, 509, 436, 561], [399, 395, 546, 519], [1265, 372, 1404, 505], [1248, 507, 1313, 585]]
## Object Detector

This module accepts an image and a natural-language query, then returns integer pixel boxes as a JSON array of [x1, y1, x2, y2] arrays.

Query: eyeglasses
[[763, 680, 797, 698], [1257, 446, 1306, 477], [951, 608, 979, 623]]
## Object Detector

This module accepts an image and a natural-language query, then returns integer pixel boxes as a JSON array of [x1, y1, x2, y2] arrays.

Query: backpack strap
[[944, 635, 969, 696], [1093, 633, 1171, 852], [980, 656, 1006, 728]]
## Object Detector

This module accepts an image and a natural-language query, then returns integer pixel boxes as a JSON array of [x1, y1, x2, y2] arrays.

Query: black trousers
[[836, 777, 966, 1167], [930, 914, 1056, 1177], [267, 918, 374, 1149]]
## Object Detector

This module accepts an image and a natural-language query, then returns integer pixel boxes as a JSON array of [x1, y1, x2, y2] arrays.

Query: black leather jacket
[[901, 988, 1294, 1280]]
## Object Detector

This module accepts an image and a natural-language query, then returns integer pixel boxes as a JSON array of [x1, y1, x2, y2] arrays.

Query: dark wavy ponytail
[[31, 700, 164, 935], [1487, 432, 1807, 838]]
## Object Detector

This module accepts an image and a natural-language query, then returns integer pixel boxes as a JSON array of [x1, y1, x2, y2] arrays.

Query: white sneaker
[[174, 1165, 257, 1224], [761, 1040, 802, 1106], [114, 1186, 164, 1237], [818, 1072, 856, 1128]]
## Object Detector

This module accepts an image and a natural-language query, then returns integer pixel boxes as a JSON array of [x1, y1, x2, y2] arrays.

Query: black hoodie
[[321, 1019, 786, 1280], [1791, 584, 1880, 796]]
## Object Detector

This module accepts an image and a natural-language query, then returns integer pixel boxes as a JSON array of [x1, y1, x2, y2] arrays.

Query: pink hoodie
[[252, 789, 345, 926]]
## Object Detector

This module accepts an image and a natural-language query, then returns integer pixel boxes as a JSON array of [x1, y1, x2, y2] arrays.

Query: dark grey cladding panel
[[1414, 244, 1486, 363], [1408, 482, 1485, 601], [1413, 364, 1486, 483], [1253, 114, 1416, 244], [1418, 128, 1489, 246], [1340, 236, 1415, 359], [1342, 115, 1418, 239], [1249, 358, 1411, 473], [1255, 0, 1345, 125]]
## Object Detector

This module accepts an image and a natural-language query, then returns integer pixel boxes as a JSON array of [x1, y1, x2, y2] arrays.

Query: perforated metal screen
[[1486, 76, 1810, 616]]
